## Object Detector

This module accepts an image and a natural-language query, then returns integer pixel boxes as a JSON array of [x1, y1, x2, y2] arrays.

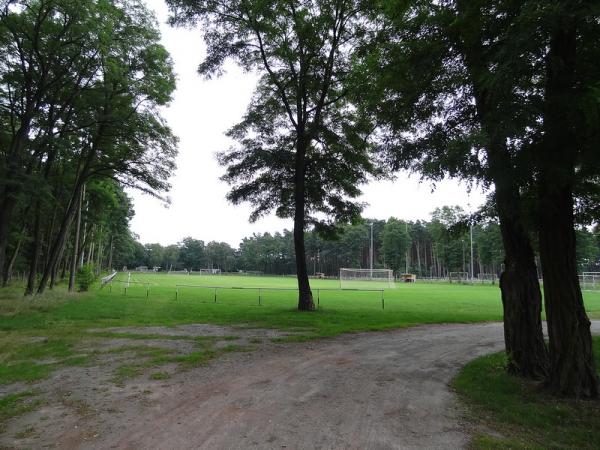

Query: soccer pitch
[[95, 272, 600, 337]]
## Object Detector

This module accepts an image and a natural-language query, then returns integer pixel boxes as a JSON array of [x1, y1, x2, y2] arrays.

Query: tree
[[354, 0, 548, 379], [533, 0, 599, 397], [0, 0, 178, 294], [381, 218, 411, 274], [178, 237, 206, 271], [167, 0, 378, 310]]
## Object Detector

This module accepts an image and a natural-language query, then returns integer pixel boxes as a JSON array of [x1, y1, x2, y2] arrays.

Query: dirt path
[[3, 321, 600, 449]]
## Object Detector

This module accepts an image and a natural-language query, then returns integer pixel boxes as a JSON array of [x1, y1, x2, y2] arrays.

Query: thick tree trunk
[[294, 136, 314, 311], [539, 186, 598, 397], [538, 18, 598, 398], [495, 185, 548, 378]]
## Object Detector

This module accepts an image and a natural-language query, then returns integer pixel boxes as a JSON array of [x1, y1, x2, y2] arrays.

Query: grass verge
[[453, 337, 600, 449]]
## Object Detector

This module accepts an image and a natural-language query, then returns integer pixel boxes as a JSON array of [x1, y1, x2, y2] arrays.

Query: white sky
[[129, 0, 488, 247]]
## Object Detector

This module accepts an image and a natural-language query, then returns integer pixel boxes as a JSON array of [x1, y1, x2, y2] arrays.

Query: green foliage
[[382, 218, 411, 274], [167, 0, 378, 236], [0, 0, 178, 293], [454, 338, 600, 449], [76, 265, 96, 292]]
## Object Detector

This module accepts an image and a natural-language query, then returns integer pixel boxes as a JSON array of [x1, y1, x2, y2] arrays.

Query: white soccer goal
[[448, 272, 469, 283], [168, 269, 189, 275], [189, 268, 222, 275], [477, 273, 497, 284], [339, 268, 395, 289], [579, 272, 600, 291]]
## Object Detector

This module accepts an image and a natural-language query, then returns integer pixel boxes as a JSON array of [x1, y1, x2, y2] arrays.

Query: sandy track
[[6, 321, 600, 449]]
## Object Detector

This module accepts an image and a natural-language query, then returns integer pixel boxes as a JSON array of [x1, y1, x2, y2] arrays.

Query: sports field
[[91, 272, 600, 335]]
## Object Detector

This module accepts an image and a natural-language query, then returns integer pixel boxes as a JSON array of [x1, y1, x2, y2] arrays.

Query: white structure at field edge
[[339, 268, 395, 289]]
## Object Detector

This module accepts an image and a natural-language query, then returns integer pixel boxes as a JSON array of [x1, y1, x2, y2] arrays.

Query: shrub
[[76, 264, 96, 291]]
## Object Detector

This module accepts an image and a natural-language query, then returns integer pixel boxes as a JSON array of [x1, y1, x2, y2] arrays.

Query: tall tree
[[353, 0, 548, 378], [534, 0, 599, 397], [381, 218, 411, 274], [167, 0, 377, 310]]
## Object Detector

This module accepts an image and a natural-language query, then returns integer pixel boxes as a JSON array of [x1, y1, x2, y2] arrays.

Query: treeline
[[112, 206, 600, 278], [0, 0, 177, 294]]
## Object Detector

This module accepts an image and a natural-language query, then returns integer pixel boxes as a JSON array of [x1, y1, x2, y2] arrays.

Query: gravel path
[[4, 321, 599, 449]]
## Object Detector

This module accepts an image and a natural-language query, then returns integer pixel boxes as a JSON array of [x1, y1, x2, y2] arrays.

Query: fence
[[174, 285, 386, 309], [103, 281, 386, 309], [107, 279, 150, 298]]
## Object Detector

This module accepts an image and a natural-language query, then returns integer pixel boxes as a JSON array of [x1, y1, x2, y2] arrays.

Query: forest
[[78, 206, 600, 280]]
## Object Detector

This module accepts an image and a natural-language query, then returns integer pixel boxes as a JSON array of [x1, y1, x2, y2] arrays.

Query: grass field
[[1, 273, 600, 433], [1, 272, 600, 387], [454, 337, 600, 449]]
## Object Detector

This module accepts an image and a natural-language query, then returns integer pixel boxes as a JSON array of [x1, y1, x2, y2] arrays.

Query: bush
[[76, 264, 96, 291]]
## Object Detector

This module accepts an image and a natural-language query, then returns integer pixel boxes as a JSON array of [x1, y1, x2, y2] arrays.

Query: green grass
[[0, 274, 599, 435], [453, 337, 600, 449], [0, 391, 43, 431], [1, 273, 599, 387]]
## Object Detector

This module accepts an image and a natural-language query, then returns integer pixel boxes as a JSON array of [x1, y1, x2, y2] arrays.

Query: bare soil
[[2, 322, 598, 450]]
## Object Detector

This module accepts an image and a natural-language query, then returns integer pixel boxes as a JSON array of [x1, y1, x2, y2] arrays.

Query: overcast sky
[[129, 0, 488, 247]]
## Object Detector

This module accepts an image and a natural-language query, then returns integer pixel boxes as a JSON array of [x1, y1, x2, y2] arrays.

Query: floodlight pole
[[470, 222, 474, 282], [369, 222, 374, 278]]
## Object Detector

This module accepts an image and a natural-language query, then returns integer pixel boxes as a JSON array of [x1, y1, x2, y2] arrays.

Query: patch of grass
[[113, 364, 143, 386], [88, 331, 193, 341], [0, 391, 43, 430], [0, 361, 55, 384], [149, 371, 170, 380], [453, 337, 600, 449]]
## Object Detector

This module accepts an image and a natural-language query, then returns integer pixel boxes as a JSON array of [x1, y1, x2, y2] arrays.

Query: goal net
[[168, 269, 189, 275], [339, 268, 395, 289], [448, 272, 469, 283], [190, 268, 222, 275], [579, 272, 600, 291], [477, 273, 497, 283]]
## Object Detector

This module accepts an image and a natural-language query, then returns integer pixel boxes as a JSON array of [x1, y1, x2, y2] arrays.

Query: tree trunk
[[454, 0, 549, 378], [0, 196, 18, 285], [294, 136, 314, 311], [25, 203, 42, 296], [69, 186, 84, 292], [537, 18, 598, 398], [539, 186, 598, 397], [3, 227, 25, 287], [38, 181, 83, 294], [107, 236, 113, 271], [496, 185, 548, 378]]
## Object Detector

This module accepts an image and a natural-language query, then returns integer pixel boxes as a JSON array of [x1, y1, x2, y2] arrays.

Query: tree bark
[[537, 17, 598, 398], [496, 184, 548, 378], [294, 136, 314, 310]]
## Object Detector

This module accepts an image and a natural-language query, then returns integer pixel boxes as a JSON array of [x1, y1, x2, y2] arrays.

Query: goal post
[[580, 272, 600, 290], [448, 272, 469, 283], [339, 268, 395, 289]]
